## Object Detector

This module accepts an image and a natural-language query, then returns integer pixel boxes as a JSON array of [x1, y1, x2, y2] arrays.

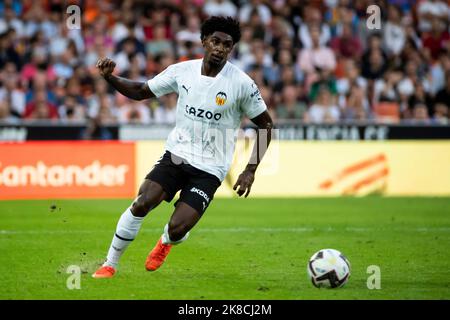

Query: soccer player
[[92, 16, 273, 278]]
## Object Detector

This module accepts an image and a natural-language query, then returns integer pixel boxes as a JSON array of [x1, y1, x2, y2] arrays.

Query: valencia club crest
[[215, 92, 227, 106]]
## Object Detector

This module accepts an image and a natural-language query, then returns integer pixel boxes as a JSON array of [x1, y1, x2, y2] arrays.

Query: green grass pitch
[[0, 197, 449, 300]]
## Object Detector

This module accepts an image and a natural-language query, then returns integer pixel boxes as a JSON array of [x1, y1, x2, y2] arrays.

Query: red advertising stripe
[[343, 167, 389, 195], [0, 141, 136, 199], [319, 154, 387, 189]]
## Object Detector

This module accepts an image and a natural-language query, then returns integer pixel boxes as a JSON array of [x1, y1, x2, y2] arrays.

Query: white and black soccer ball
[[307, 249, 351, 288]]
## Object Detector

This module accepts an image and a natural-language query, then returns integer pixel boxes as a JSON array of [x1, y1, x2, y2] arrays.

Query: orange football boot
[[145, 237, 172, 271], [92, 265, 116, 278]]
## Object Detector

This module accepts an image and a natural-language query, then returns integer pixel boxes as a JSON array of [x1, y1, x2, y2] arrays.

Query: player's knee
[[131, 195, 159, 217]]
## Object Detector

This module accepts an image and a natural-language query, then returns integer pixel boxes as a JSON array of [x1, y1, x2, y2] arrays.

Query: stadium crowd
[[0, 0, 449, 126]]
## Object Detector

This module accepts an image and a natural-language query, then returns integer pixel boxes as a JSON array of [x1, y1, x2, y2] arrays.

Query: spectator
[[83, 114, 115, 140], [305, 85, 340, 123], [114, 36, 147, 73], [23, 89, 58, 120], [178, 40, 203, 62], [278, 0, 303, 41], [407, 82, 434, 117], [0, 29, 21, 69], [398, 59, 431, 104], [146, 23, 174, 57], [246, 43, 277, 85], [361, 33, 388, 76], [417, 0, 449, 33], [272, 36, 296, 65], [272, 66, 300, 106], [58, 95, 86, 122], [111, 8, 145, 44], [233, 25, 253, 66], [361, 49, 388, 80], [259, 84, 274, 117], [49, 23, 70, 58], [429, 49, 450, 95], [87, 78, 116, 119], [0, 99, 19, 123], [203, 0, 237, 18], [328, 0, 359, 37], [53, 50, 75, 80], [241, 39, 273, 74], [21, 2, 47, 39], [272, 48, 303, 85], [336, 59, 367, 104], [25, 71, 56, 105], [239, 0, 272, 26], [432, 103, 448, 124], [64, 77, 86, 106], [309, 67, 338, 104], [421, 19, 450, 62], [0, 69, 25, 116], [434, 71, 450, 108], [176, 15, 202, 57], [402, 16, 422, 55], [341, 85, 371, 122], [297, 24, 336, 89], [20, 48, 56, 89], [267, 15, 295, 51], [373, 68, 403, 106], [247, 8, 266, 41], [276, 85, 307, 120], [141, 6, 172, 42], [298, 6, 331, 49], [84, 15, 115, 56], [330, 23, 362, 60], [0, 4, 24, 37], [118, 99, 151, 124], [383, 4, 406, 56], [410, 103, 430, 124], [95, 96, 118, 125]]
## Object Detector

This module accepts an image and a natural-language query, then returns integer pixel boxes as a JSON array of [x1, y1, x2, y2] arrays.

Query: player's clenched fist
[[96, 58, 116, 78]]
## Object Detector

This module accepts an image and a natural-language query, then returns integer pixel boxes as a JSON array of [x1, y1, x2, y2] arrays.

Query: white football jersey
[[147, 59, 267, 181]]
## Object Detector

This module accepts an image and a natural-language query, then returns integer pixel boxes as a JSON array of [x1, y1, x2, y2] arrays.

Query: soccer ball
[[307, 249, 351, 288]]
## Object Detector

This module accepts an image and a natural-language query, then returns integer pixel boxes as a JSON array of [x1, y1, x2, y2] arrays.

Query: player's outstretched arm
[[233, 110, 273, 198], [96, 58, 155, 100]]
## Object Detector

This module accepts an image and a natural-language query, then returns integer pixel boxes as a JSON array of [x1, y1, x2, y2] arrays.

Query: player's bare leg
[[145, 202, 201, 271], [93, 180, 167, 278]]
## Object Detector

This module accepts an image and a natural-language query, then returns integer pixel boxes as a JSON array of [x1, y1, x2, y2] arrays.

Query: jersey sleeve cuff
[[147, 79, 163, 98], [247, 106, 267, 120]]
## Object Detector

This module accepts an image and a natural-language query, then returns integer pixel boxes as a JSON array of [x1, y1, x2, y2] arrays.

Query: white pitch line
[[0, 226, 450, 236], [0, 228, 313, 235]]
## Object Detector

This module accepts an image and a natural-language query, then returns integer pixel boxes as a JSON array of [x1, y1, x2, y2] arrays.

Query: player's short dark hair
[[200, 16, 241, 44]]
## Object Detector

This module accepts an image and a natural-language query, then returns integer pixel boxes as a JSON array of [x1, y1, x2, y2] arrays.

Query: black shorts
[[145, 151, 221, 215]]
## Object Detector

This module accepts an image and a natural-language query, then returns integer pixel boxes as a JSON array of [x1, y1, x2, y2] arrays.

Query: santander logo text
[[0, 161, 129, 187]]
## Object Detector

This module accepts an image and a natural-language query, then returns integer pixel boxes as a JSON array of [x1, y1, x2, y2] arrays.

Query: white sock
[[103, 208, 144, 268], [161, 223, 189, 245]]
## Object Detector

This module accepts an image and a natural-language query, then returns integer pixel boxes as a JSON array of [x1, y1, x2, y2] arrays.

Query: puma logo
[[182, 85, 190, 94]]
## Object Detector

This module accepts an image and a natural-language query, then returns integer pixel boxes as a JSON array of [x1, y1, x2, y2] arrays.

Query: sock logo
[[190, 187, 210, 203]]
